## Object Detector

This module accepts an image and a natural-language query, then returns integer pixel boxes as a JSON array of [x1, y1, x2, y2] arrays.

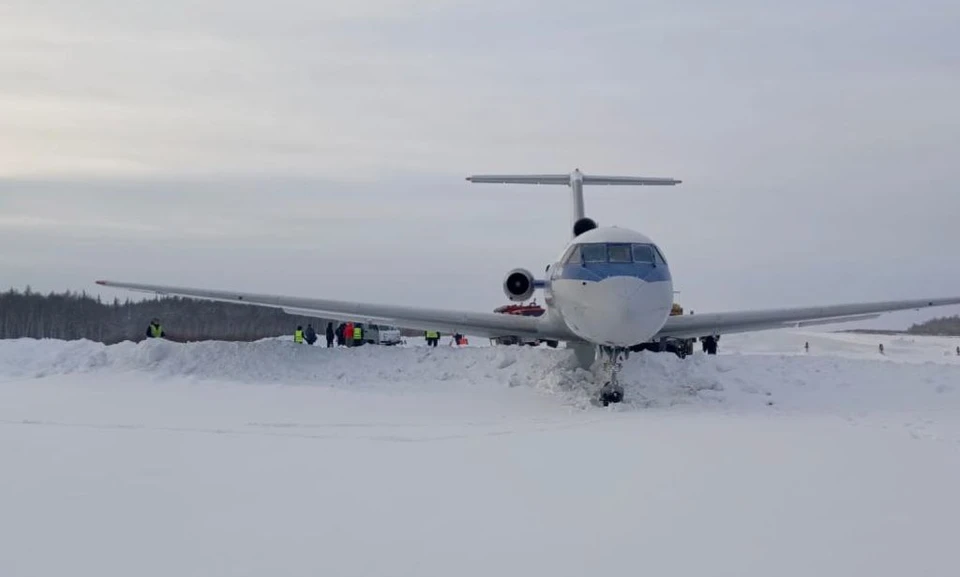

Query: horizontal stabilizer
[[582, 175, 681, 186], [466, 174, 571, 185], [466, 173, 681, 186]]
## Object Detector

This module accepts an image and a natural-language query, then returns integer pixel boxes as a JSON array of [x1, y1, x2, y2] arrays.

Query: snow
[[2, 330, 960, 576]]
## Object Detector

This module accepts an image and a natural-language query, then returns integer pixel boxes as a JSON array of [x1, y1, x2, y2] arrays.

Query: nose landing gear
[[598, 346, 627, 406]]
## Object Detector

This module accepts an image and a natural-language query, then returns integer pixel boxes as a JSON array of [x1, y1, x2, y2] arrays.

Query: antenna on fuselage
[[465, 168, 682, 238]]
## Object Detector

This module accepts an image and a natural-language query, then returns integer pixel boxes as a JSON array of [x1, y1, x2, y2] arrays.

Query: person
[[335, 323, 345, 346], [701, 335, 717, 355], [304, 323, 317, 345], [294, 326, 305, 343], [425, 330, 440, 347], [879, 343, 884, 355], [804, 341, 809, 353], [326, 322, 335, 348], [352, 324, 363, 346], [145, 318, 165, 339], [344, 322, 354, 347]]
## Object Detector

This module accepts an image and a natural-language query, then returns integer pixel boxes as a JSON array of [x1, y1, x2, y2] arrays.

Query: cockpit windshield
[[564, 243, 663, 265], [580, 244, 607, 263], [607, 244, 632, 263], [631, 244, 655, 263]]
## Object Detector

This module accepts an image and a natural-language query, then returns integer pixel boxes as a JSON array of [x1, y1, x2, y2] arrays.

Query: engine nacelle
[[573, 217, 598, 237], [503, 268, 536, 302]]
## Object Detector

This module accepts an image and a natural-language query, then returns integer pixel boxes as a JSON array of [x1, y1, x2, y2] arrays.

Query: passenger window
[[607, 244, 632, 263], [581, 244, 607, 263], [632, 244, 655, 263]]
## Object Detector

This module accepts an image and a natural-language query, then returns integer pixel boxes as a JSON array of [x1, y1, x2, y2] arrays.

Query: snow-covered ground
[[2, 330, 960, 576]]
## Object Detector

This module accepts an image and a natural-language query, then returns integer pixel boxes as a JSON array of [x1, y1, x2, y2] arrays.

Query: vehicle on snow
[[629, 302, 702, 358], [491, 302, 559, 348], [363, 324, 402, 346]]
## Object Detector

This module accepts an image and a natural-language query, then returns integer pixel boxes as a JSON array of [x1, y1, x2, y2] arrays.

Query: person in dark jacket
[[304, 324, 318, 345], [335, 323, 344, 346], [146, 318, 165, 339], [325, 322, 335, 347]]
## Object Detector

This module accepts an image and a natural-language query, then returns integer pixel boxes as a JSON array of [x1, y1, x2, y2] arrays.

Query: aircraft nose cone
[[560, 277, 673, 346]]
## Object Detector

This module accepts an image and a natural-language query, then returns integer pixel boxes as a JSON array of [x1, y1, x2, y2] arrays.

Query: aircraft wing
[[654, 297, 960, 340], [94, 280, 580, 342]]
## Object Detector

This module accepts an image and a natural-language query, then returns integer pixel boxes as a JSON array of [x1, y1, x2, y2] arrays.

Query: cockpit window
[[580, 244, 607, 263], [631, 244, 655, 263], [607, 244, 632, 263], [567, 242, 665, 265], [561, 244, 581, 264], [653, 245, 667, 265]]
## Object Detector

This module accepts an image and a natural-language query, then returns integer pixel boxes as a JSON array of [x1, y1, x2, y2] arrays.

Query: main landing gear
[[597, 346, 627, 406]]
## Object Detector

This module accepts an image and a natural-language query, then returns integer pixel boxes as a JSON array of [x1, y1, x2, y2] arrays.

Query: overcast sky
[[2, 0, 959, 328]]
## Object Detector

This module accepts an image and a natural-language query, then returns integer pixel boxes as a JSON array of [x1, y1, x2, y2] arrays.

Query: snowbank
[[3, 332, 960, 577], [2, 332, 959, 414]]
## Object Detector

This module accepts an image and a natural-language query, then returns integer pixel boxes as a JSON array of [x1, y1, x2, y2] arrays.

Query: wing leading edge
[[94, 280, 581, 342], [655, 297, 960, 340]]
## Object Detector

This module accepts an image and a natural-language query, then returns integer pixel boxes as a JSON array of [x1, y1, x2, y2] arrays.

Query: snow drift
[[3, 331, 960, 577], [2, 332, 958, 414]]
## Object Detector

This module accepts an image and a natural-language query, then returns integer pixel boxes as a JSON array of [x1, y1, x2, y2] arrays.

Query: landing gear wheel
[[595, 346, 628, 406], [599, 384, 624, 406]]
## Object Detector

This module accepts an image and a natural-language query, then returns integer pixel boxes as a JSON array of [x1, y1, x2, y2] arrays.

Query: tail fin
[[466, 169, 681, 236]]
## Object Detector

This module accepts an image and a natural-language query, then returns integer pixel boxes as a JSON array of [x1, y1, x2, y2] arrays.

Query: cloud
[[1, 0, 959, 326]]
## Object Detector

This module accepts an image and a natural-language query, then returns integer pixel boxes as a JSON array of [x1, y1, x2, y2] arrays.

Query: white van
[[363, 324, 402, 346]]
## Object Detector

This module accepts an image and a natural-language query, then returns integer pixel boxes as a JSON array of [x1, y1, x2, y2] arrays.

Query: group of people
[[144, 317, 458, 348], [294, 322, 365, 347], [424, 331, 467, 347]]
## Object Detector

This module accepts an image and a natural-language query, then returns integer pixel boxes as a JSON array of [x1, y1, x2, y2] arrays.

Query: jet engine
[[503, 268, 536, 302], [573, 217, 597, 237]]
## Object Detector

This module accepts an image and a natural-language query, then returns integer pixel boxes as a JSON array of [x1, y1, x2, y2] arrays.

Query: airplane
[[96, 169, 960, 406]]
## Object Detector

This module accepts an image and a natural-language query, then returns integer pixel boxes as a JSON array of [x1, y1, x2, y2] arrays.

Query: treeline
[[0, 287, 330, 344], [907, 315, 960, 336]]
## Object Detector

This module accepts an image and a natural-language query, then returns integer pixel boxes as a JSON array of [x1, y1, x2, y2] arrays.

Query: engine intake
[[503, 268, 536, 302]]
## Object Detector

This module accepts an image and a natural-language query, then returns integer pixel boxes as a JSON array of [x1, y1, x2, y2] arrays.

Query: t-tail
[[466, 168, 681, 237]]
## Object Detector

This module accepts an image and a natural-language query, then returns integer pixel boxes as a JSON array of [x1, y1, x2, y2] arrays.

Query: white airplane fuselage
[[543, 226, 674, 347]]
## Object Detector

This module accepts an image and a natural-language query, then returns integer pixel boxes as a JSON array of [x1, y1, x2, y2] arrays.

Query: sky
[[2, 0, 959, 328]]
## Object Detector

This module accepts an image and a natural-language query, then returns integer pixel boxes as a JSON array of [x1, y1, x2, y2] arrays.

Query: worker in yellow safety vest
[[294, 326, 305, 344], [353, 325, 363, 345], [145, 318, 165, 339], [425, 330, 439, 347]]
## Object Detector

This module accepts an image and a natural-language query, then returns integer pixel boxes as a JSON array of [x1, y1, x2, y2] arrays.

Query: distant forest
[[2, 287, 959, 344], [907, 316, 960, 336], [847, 316, 960, 337], [0, 287, 332, 344]]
